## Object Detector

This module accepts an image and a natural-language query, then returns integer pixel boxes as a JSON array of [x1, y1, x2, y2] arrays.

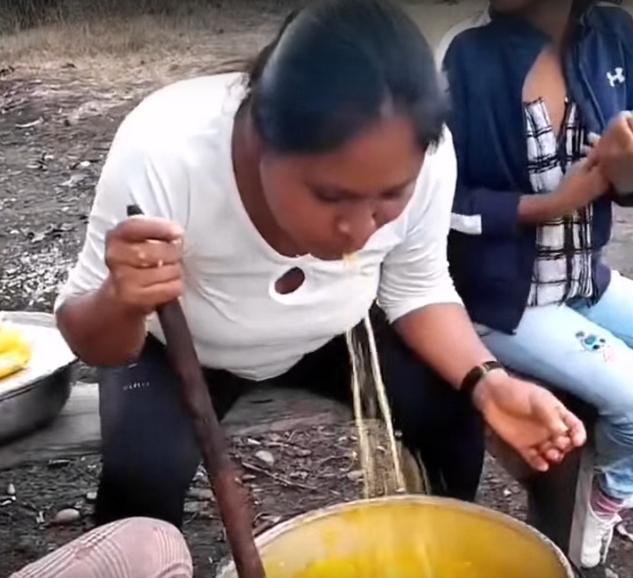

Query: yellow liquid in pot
[[292, 551, 475, 578]]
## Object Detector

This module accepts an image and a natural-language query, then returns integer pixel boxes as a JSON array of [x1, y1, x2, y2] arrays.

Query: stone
[[347, 470, 364, 482], [255, 450, 275, 468], [53, 508, 81, 525], [188, 488, 215, 501]]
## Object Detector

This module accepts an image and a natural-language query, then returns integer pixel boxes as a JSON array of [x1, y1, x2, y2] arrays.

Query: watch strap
[[461, 360, 504, 400]]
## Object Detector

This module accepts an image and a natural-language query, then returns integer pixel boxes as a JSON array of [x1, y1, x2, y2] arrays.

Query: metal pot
[[215, 495, 575, 578], [0, 311, 77, 444]]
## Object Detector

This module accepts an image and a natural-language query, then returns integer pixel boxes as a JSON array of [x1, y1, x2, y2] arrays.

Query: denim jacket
[[439, 3, 633, 333]]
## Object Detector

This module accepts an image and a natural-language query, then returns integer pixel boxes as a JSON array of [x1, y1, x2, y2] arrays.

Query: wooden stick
[[127, 205, 266, 578]]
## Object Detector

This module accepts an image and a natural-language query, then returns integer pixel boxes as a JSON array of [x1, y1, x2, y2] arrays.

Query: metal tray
[[0, 311, 78, 444]]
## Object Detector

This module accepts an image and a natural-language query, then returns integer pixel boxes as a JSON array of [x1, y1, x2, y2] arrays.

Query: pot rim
[[215, 495, 574, 577]]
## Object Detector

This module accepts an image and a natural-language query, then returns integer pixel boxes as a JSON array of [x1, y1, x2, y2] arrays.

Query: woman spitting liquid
[[55, 0, 585, 531]]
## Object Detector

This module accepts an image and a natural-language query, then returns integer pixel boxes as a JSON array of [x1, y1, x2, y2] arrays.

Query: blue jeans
[[477, 271, 633, 501]]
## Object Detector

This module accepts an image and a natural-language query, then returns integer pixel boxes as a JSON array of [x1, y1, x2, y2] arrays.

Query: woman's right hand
[[551, 159, 610, 215], [519, 160, 609, 224], [104, 215, 184, 314]]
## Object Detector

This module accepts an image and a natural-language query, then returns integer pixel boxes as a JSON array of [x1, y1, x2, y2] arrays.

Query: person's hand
[[473, 371, 587, 471], [104, 215, 184, 314], [587, 112, 633, 195], [549, 158, 610, 215]]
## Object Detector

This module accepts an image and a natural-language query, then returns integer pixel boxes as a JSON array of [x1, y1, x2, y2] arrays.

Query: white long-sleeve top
[[55, 73, 461, 381]]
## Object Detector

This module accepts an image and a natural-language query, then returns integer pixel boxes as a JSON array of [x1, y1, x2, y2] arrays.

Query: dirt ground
[[2, 1, 633, 577], [0, 431, 530, 578]]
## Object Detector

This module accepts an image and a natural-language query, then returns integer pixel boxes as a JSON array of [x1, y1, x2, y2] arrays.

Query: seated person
[[55, 0, 584, 535], [438, 0, 633, 568], [11, 518, 191, 578]]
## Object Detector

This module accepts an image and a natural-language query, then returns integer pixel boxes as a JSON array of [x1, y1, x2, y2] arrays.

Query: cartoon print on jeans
[[576, 331, 614, 362]]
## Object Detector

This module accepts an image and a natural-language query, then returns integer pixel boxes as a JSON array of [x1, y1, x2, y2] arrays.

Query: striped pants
[[11, 518, 192, 578]]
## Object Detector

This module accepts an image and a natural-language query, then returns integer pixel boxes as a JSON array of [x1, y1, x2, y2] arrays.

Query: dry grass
[[4, 0, 631, 116], [0, 0, 486, 70], [0, 2, 284, 54], [0, 0, 461, 75], [1, 11, 247, 60], [3, 0, 633, 66], [0, 0, 285, 32], [0, 0, 483, 94], [0, 2, 294, 88], [3, 15, 209, 60]]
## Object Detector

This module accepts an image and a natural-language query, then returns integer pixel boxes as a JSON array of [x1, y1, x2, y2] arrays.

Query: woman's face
[[258, 115, 425, 261]]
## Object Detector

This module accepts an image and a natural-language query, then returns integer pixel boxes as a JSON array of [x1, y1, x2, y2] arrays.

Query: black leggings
[[95, 319, 485, 528]]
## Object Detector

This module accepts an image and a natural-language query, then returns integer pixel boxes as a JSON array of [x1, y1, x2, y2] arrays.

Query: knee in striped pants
[[11, 517, 193, 578]]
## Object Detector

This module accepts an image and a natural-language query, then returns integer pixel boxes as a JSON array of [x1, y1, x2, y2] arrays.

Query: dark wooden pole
[[127, 205, 266, 578]]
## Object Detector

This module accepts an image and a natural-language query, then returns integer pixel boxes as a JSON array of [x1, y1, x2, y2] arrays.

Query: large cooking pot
[[215, 496, 576, 578], [0, 311, 77, 444]]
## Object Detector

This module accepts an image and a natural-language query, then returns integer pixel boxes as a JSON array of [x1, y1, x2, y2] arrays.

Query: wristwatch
[[460, 361, 505, 401]]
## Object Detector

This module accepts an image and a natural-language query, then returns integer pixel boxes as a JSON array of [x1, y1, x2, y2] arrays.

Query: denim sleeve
[[611, 187, 633, 207], [442, 41, 521, 238], [612, 6, 633, 206]]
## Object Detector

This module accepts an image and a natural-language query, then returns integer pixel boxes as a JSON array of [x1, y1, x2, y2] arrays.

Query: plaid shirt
[[525, 98, 594, 307]]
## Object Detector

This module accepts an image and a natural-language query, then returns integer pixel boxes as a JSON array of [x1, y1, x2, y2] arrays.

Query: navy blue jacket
[[440, 4, 633, 334]]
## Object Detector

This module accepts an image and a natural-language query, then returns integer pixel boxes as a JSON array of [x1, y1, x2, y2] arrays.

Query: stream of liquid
[[342, 253, 408, 497], [345, 316, 406, 497], [336, 256, 436, 577]]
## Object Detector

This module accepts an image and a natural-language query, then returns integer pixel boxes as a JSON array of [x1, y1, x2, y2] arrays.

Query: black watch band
[[460, 361, 505, 400]]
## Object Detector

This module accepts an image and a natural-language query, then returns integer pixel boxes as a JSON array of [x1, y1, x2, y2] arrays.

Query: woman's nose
[[336, 211, 377, 251]]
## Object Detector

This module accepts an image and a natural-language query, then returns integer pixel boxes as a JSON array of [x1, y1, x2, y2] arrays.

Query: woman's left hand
[[587, 112, 633, 195], [473, 372, 587, 471]]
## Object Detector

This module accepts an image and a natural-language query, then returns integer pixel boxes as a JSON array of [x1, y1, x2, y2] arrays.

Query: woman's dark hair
[[244, 0, 447, 155]]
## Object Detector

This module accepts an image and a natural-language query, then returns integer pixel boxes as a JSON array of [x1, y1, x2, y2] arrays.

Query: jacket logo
[[607, 67, 625, 87]]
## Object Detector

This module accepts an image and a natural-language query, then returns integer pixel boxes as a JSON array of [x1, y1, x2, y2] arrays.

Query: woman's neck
[[520, 0, 575, 45]]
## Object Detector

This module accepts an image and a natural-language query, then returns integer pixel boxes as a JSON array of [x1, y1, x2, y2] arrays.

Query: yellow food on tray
[[0, 322, 32, 380]]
